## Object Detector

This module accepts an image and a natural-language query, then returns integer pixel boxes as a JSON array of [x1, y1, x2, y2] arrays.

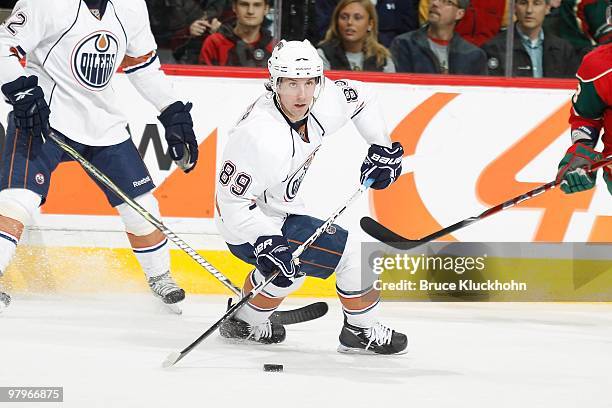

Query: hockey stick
[[46, 131, 327, 325], [361, 156, 612, 250], [162, 179, 374, 368]]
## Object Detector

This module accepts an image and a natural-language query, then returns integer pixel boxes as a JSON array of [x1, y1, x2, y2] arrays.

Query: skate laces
[[365, 323, 393, 349], [248, 320, 273, 341], [148, 272, 180, 297]]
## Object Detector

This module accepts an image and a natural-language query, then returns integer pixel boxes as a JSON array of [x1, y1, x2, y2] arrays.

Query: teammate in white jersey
[[215, 40, 407, 354], [0, 0, 199, 311]]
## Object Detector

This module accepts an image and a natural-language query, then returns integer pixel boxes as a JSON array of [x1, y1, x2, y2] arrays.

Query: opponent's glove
[[1, 75, 50, 153], [360, 141, 404, 189], [603, 160, 612, 195], [158, 101, 199, 173], [556, 143, 602, 194], [254, 235, 299, 288]]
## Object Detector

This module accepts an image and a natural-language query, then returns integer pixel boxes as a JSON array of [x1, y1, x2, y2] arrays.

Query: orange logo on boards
[[370, 93, 611, 243]]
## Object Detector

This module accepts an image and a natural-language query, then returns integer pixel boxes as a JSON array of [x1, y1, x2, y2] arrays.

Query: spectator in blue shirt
[[481, 0, 579, 77]]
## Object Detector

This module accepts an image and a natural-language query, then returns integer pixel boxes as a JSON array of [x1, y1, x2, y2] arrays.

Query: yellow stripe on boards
[[2, 247, 338, 297]]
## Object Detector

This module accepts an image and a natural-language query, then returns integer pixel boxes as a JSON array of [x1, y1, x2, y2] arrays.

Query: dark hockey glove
[[556, 143, 602, 194], [254, 235, 299, 288], [360, 141, 404, 190], [158, 101, 199, 173], [1, 75, 50, 154]]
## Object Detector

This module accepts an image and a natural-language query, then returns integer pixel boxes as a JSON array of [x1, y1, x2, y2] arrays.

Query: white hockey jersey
[[0, 0, 176, 146], [215, 77, 391, 245]]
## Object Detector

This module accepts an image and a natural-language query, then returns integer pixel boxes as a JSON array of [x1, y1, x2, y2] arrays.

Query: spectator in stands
[[146, 0, 228, 64], [199, 0, 274, 66], [281, 0, 319, 43], [419, 0, 506, 46], [391, 0, 488, 75], [482, 0, 579, 77], [0, 1, 16, 9], [315, 0, 419, 47], [317, 0, 396, 72]]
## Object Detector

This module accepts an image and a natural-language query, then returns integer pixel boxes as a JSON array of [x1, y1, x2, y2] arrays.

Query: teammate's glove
[[556, 143, 602, 194], [158, 101, 199, 173], [360, 141, 404, 190], [254, 235, 299, 288], [1, 75, 50, 153]]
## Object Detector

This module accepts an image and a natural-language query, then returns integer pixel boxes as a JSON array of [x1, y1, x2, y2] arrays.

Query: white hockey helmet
[[267, 40, 324, 94]]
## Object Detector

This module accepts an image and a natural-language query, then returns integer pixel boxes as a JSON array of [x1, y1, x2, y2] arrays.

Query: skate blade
[[218, 336, 278, 346], [164, 303, 182, 315], [337, 344, 408, 355]]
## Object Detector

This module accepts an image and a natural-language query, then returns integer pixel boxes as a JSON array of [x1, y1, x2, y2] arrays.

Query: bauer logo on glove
[[360, 141, 404, 190], [253, 235, 298, 287]]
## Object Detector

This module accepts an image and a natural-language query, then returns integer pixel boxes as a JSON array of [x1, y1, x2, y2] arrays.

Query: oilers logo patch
[[284, 147, 320, 201], [71, 31, 119, 91]]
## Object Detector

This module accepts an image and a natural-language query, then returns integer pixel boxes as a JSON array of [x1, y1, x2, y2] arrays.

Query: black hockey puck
[[263, 364, 283, 372]]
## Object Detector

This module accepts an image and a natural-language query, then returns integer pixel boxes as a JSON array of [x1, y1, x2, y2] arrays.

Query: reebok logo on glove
[[14, 88, 35, 101]]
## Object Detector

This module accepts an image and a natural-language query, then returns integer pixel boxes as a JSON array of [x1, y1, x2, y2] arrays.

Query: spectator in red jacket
[[199, 0, 274, 66]]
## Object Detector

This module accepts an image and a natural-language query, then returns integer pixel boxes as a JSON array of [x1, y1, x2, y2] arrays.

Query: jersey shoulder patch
[[576, 43, 612, 82]]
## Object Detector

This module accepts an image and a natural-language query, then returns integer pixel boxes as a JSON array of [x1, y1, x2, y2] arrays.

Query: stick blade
[[360, 217, 424, 250], [270, 302, 328, 325], [162, 351, 182, 369]]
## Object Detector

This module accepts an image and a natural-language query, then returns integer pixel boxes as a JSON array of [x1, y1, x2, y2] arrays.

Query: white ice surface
[[1, 295, 611, 408]]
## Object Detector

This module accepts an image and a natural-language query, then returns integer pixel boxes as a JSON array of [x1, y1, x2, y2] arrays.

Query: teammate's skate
[[0, 284, 10, 312], [338, 317, 407, 355], [219, 317, 286, 344], [147, 272, 185, 313]]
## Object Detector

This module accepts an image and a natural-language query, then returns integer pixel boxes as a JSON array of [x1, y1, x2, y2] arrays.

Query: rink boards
[[0, 69, 610, 299]]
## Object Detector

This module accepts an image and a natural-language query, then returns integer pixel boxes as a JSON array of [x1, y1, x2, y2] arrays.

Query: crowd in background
[[0, 0, 610, 77]]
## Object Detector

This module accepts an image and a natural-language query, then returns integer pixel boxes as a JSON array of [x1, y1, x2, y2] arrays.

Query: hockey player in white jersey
[[215, 40, 407, 354], [0, 0, 199, 311]]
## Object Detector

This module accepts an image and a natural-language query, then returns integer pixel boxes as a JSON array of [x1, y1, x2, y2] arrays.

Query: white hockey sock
[[0, 231, 18, 276], [132, 238, 170, 279], [235, 301, 276, 326], [344, 299, 380, 329]]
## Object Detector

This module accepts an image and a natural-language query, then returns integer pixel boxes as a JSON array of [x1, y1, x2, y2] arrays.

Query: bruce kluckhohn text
[[373, 279, 528, 292]]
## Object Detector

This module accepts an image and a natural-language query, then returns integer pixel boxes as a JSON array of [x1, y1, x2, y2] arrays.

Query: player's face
[[277, 78, 318, 122], [337, 2, 372, 46], [428, 0, 465, 27], [233, 0, 269, 28], [515, 0, 550, 31]]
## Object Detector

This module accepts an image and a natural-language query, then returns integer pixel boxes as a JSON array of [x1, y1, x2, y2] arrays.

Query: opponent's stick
[[47, 131, 327, 325], [162, 179, 374, 368], [361, 157, 612, 250]]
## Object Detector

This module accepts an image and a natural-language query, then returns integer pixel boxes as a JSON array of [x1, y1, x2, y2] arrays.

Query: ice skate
[[337, 317, 407, 355], [147, 271, 185, 314], [0, 287, 10, 312], [219, 317, 286, 344]]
